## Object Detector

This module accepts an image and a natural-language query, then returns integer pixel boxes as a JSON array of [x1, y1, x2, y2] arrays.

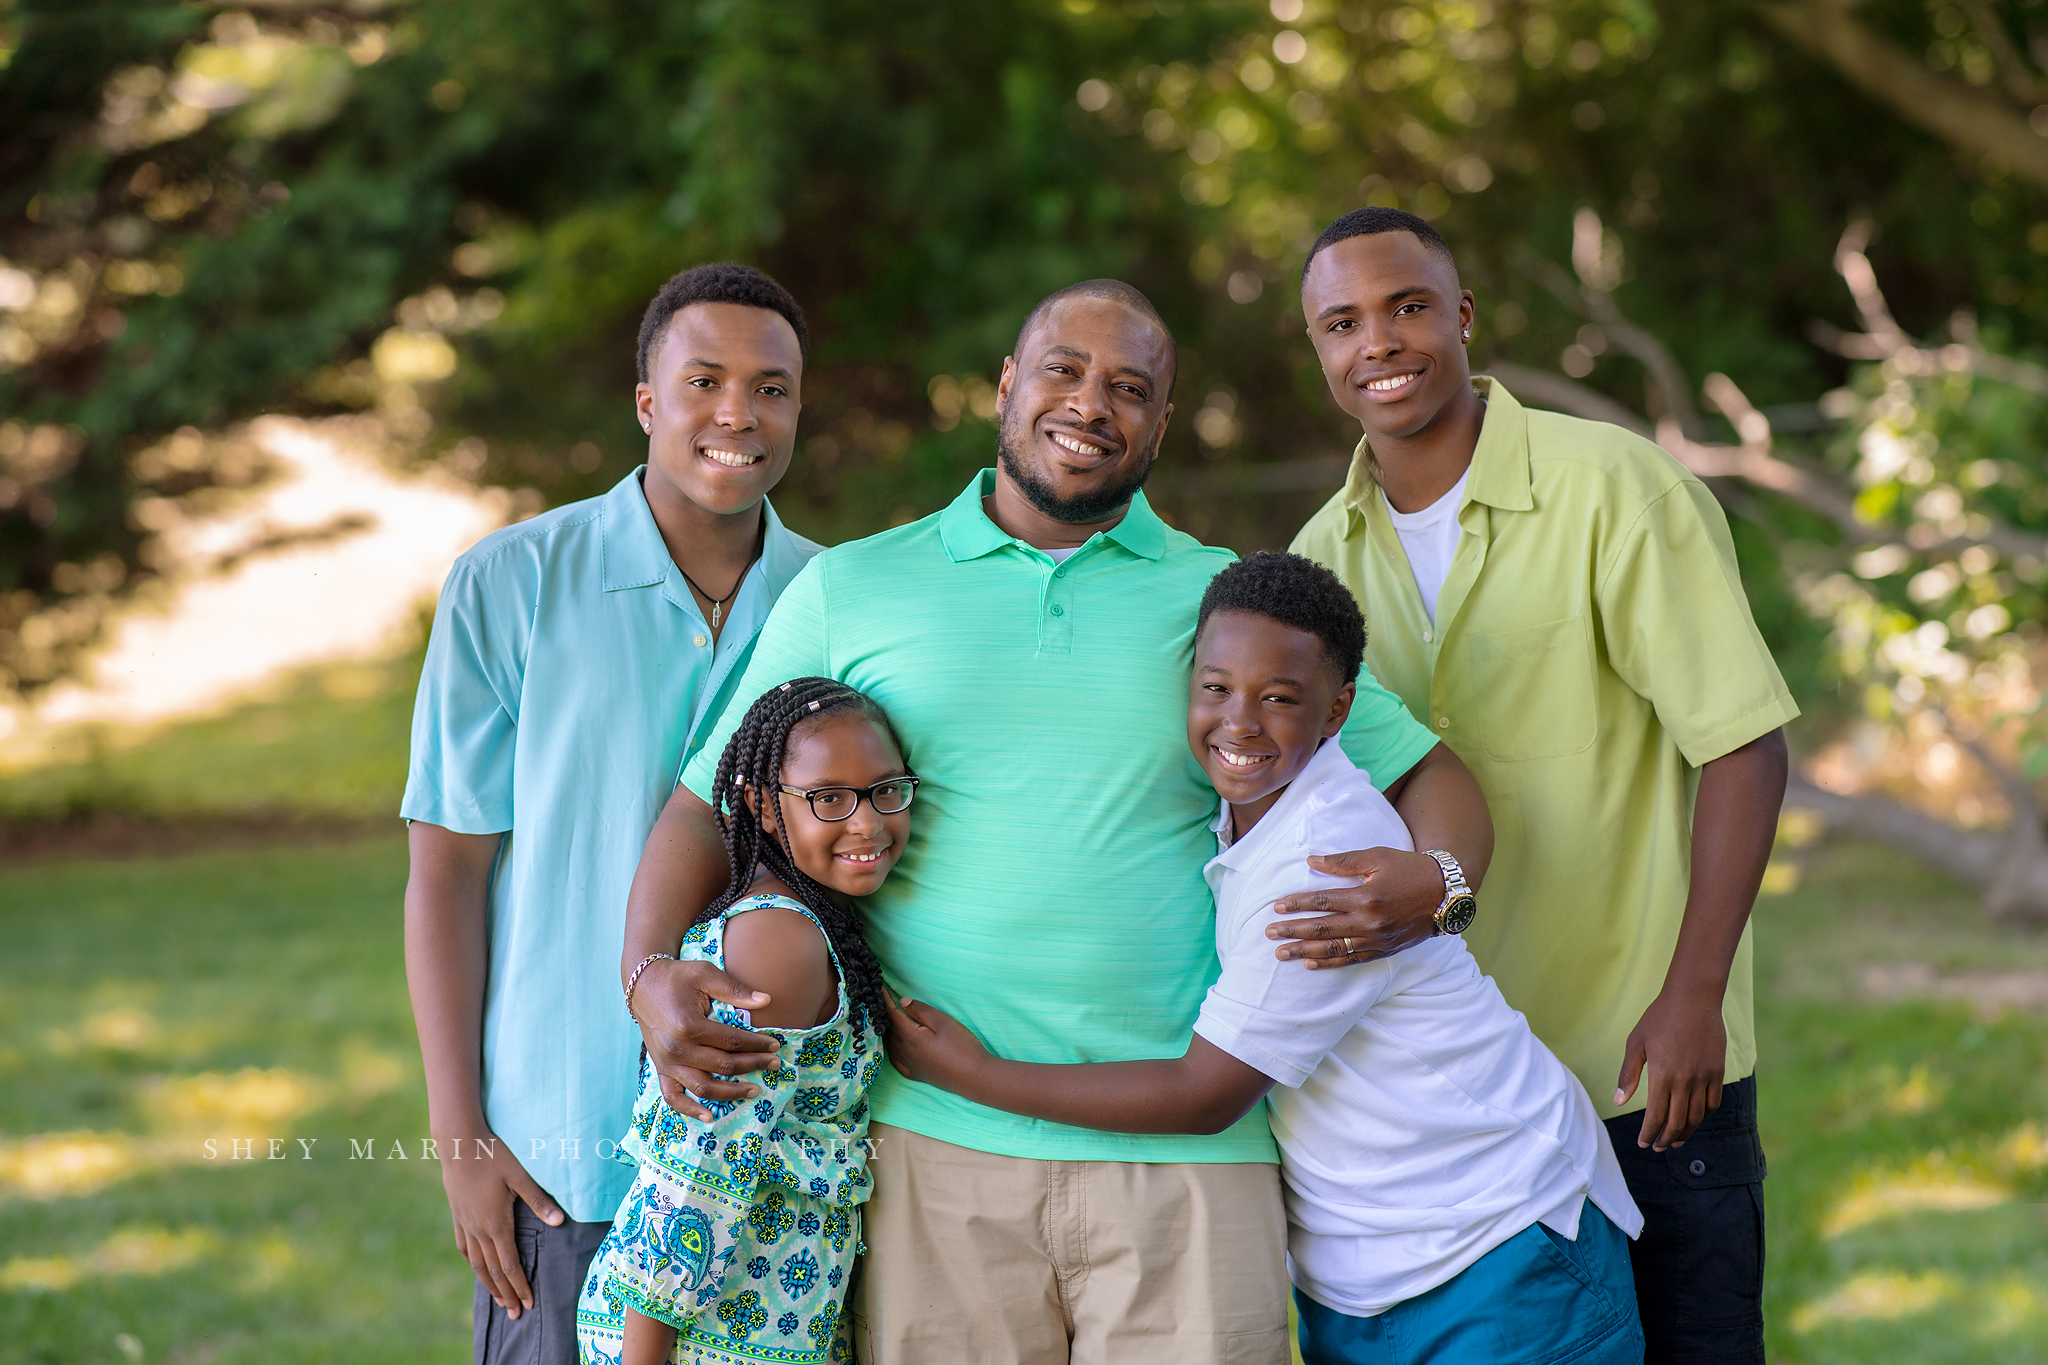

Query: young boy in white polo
[[402, 264, 823, 1365], [888, 552, 1644, 1365]]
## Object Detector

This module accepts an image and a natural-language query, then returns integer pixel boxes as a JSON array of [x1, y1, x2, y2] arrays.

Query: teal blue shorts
[[1294, 1201, 1644, 1365]]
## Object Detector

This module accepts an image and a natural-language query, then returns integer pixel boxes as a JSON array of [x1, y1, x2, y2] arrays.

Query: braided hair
[[700, 677, 902, 1036]]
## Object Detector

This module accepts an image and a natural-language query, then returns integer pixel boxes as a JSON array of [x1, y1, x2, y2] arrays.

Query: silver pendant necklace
[[677, 519, 765, 632]]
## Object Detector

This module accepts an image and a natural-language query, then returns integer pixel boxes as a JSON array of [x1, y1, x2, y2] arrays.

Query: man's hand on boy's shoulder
[[1266, 845, 1445, 968], [635, 957, 783, 1122], [1265, 740, 1493, 967]]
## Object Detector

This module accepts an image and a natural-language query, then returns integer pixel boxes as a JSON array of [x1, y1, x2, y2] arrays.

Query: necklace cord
[[676, 514, 767, 631]]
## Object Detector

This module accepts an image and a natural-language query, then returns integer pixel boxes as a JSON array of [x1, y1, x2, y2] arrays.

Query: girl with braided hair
[[577, 677, 910, 1365]]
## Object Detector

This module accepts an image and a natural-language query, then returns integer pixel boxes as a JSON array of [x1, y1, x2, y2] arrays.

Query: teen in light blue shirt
[[402, 264, 821, 1361], [404, 475, 818, 1214]]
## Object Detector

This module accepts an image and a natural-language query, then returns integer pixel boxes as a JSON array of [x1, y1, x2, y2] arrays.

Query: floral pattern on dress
[[576, 893, 881, 1365]]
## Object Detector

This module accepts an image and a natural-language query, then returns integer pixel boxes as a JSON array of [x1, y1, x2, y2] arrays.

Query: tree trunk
[[1784, 772, 2048, 924]]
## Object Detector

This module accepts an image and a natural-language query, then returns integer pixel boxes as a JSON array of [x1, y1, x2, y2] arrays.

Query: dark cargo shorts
[[1603, 1074, 1767, 1365]]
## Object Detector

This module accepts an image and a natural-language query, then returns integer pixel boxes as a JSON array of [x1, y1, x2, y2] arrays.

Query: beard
[[996, 409, 1162, 525]]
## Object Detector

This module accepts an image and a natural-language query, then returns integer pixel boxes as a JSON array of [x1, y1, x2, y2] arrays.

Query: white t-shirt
[[1191, 739, 1641, 1318], [1043, 545, 1080, 563], [1384, 470, 1468, 625]]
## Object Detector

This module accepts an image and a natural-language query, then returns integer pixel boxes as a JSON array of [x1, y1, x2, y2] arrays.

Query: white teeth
[[703, 448, 763, 467], [1366, 374, 1416, 393], [841, 850, 885, 863], [1215, 749, 1270, 768], [1050, 432, 1109, 458]]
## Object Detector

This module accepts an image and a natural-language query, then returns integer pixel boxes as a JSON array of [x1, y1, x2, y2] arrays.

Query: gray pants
[[473, 1201, 610, 1365]]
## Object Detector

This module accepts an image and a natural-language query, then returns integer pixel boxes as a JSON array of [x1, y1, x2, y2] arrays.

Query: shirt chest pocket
[[1462, 614, 1597, 762]]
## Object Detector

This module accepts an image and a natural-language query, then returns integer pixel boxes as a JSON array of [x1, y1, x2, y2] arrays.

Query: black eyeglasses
[[776, 777, 919, 821]]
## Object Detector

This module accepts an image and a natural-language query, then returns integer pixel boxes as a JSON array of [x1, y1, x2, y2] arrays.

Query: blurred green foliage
[[1, 0, 2046, 716]]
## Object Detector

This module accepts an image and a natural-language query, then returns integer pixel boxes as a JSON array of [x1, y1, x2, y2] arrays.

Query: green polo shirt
[[1292, 378, 1799, 1119], [684, 470, 1440, 1162]]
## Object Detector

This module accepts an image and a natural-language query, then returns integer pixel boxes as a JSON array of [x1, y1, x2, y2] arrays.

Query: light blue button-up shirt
[[402, 467, 822, 1221]]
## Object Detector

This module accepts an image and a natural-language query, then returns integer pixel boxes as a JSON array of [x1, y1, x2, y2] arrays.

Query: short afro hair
[[1013, 278, 1178, 398], [1300, 206, 1458, 285], [1197, 551, 1366, 685], [636, 262, 809, 383]]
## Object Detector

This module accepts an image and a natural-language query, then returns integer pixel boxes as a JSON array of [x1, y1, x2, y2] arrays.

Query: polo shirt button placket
[[1040, 571, 1074, 655]]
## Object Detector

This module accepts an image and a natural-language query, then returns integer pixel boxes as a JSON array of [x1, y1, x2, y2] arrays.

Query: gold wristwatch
[[1424, 849, 1477, 935]]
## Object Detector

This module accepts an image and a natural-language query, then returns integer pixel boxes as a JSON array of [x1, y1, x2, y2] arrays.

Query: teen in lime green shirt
[[1289, 207, 1791, 1364]]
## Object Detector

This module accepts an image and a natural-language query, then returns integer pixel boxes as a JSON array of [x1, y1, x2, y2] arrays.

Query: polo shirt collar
[[937, 468, 1168, 563], [1339, 374, 1535, 522], [1209, 736, 1356, 867], [600, 466, 804, 592], [752, 496, 808, 589]]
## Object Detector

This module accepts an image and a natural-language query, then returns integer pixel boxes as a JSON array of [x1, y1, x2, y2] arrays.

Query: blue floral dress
[[576, 893, 884, 1365]]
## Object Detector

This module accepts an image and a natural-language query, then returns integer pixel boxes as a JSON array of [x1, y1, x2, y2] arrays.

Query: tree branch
[[1785, 769, 2013, 888], [1480, 362, 1651, 435], [1813, 225, 2048, 396], [1502, 225, 2048, 563], [1955, 0, 2047, 105], [1514, 233, 1704, 438], [1759, 0, 2048, 189]]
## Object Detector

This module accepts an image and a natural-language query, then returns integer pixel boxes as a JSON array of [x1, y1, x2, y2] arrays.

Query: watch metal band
[[1423, 848, 1475, 934]]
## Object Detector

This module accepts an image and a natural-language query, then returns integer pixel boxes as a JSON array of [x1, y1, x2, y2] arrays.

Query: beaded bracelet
[[624, 952, 676, 1023]]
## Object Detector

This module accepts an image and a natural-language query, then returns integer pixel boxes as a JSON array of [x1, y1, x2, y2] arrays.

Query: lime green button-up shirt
[[1292, 379, 1799, 1119], [683, 470, 1441, 1162]]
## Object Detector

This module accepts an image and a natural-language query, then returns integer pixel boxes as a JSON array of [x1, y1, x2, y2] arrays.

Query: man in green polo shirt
[[1289, 207, 1794, 1365], [620, 279, 1495, 1363]]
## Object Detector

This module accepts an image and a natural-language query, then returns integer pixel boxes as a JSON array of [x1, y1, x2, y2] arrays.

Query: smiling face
[[1300, 231, 1475, 445], [764, 711, 913, 901], [635, 301, 803, 518], [993, 295, 1176, 525], [1188, 610, 1356, 835]]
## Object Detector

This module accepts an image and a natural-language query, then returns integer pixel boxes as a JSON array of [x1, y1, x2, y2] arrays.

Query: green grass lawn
[[1755, 844, 2048, 1363], [1, 838, 2042, 1363], [2, 667, 2045, 1361], [0, 838, 470, 1364]]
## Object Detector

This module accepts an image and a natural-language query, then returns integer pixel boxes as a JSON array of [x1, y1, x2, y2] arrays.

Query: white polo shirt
[[1192, 739, 1641, 1318]]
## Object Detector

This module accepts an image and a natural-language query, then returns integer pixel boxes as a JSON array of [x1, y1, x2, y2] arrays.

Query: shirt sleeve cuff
[[1374, 723, 1442, 790], [1674, 693, 1801, 769], [1193, 1013, 1315, 1089], [397, 794, 513, 834]]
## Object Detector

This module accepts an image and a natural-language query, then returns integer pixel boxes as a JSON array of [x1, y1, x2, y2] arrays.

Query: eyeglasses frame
[[774, 776, 920, 822]]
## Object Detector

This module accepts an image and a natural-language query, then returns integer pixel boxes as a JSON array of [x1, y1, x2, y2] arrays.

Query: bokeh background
[[3, 1, 2047, 1360]]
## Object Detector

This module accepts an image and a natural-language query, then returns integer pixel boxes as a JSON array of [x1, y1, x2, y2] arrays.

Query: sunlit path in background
[[4, 418, 508, 750]]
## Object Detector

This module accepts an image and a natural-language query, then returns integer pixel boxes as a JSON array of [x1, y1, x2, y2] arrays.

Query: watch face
[[1439, 895, 1478, 935]]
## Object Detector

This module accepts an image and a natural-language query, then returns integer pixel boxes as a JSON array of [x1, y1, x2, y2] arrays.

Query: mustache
[[996, 408, 1161, 524]]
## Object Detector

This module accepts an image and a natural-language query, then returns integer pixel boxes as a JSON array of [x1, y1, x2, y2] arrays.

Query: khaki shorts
[[851, 1122, 1290, 1365]]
